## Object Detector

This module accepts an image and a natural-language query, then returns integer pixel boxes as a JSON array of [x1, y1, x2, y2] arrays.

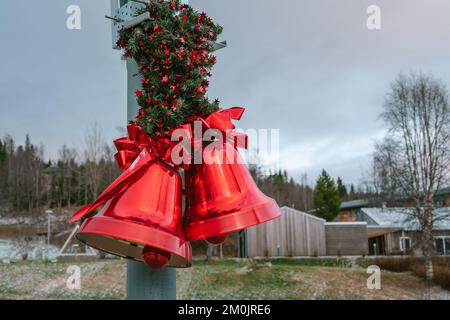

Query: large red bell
[[75, 160, 191, 268], [184, 143, 281, 244]]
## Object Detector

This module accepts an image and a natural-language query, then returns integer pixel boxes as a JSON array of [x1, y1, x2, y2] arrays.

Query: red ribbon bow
[[113, 123, 187, 170], [70, 107, 247, 223]]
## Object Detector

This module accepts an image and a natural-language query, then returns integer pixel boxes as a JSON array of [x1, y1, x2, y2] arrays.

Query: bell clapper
[[206, 234, 228, 245], [143, 246, 171, 269]]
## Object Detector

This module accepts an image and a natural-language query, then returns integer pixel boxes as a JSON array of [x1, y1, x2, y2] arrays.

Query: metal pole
[[47, 212, 51, 246], [125, 58, 176, 300], [46, 209, 53, 260], [115, 0, 192, 300], [127, 261, 176, 300]]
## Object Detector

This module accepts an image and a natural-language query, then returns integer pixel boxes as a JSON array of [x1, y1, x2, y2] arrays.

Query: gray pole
[[46, 209, 53, 261], [112, 0, 193, 300], [125, 59, 176, 300], [47, 211, 51, 246]]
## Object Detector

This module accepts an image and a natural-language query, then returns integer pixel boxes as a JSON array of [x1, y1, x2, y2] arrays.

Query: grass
[[0, 260, 126, 300], [253, 258, 354, 268], [193, 257, 354, 268], [181, 258, 447, 300], [0, 258, 448, 300], [182, 261, 303, 299]]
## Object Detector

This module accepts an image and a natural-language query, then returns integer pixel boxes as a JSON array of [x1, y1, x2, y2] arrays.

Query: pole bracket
[[109, 0, 227, 51]]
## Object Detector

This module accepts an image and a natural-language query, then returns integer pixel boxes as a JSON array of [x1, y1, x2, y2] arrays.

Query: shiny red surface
[[143, 246, 171, 269], [184, 143, 282, 241], [206, 234, 229, 245], [101, 160, 183, 230], [76, 160, 191, 268]]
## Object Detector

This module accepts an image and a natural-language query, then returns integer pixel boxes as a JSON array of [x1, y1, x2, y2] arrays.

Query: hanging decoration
[[117, 0, 223, 137], [70, 0, 281, 269]]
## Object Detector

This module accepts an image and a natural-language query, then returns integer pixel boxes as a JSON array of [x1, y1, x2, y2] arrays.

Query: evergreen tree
[[336, 177, 348, 200], [349, 184, 356, 199], [0, 139, 7, 164], [313, 170, 340, 221]]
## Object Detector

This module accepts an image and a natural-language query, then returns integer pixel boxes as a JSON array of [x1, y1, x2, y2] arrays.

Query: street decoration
[[70, 0, 281, 269]]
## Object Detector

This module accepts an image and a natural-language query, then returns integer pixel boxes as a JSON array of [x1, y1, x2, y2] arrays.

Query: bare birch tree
[[376, 71, 450, 280], [371, 137, 405, 205], [84, 123, 106, 200], [58, 145, 78, 208]]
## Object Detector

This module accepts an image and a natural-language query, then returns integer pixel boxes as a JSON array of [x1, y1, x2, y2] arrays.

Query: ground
[[0, 258, 448, 300]]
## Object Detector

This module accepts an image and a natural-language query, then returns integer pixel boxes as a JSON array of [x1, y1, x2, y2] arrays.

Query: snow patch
[[0, 240, 59, 261]]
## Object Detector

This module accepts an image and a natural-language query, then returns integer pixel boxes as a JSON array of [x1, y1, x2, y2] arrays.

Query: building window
[[119, 0, 129, 8], [400, 237, 411, 252], [434, 236, 450, 255]]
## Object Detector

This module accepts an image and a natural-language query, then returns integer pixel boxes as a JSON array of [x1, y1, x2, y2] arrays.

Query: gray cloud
[[1, 0, 450, 185]]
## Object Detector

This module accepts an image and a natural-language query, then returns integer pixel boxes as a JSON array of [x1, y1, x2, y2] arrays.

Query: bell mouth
[[184, 198, 282, 241], [75, 216, 191, 268]]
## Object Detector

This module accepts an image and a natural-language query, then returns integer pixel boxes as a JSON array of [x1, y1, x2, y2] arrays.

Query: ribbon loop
[[204, 106, 245, 132]]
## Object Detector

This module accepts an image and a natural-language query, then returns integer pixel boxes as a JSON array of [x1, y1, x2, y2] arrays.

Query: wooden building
[[245, 207, 326, 257], [324, 222, 368, 256]]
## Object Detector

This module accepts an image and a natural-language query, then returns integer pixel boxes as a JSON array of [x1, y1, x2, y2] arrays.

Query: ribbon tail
[[70, 204, 94, 223], [69, 176, 131, 223], [227, 107, 245, 120]]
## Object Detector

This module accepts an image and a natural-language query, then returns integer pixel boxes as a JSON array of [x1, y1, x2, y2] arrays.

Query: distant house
[[338, 187, 450, 220], [435, 187, 450, 207], [357, 208, 450, 256], [243, 204, 450, 258], [338, 199, 370, 221]]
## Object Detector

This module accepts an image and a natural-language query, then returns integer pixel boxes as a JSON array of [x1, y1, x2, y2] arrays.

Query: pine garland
[[117, 0, 223, 137]]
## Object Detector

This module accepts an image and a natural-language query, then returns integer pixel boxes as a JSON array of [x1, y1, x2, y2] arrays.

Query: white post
[[45, 209, 53, 260]]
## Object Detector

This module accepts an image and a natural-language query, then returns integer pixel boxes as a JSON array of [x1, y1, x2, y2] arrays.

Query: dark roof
[[42, 166, 60, 174], [436, 187, 450, 197], [340, 199, 370, 210]]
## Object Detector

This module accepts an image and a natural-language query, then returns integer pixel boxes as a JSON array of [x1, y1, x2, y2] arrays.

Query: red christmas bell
[[184, 143, 281, 244], [75, 160, 191, 268]]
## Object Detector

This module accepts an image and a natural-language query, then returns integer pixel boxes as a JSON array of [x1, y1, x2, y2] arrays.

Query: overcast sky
[[1, 0, 450, 185]]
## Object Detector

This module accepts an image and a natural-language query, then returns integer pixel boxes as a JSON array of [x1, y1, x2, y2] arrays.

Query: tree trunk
[[421, 222, 434, 281], [206, 244, 214, 261], [219, 244, 223, 260]]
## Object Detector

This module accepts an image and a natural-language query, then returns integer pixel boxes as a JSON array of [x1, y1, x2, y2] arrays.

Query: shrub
[[359, 256, 450, 290], [369, 257, 416, 272], [432, 266, 450, 290], [410, 258, 450, 290]]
